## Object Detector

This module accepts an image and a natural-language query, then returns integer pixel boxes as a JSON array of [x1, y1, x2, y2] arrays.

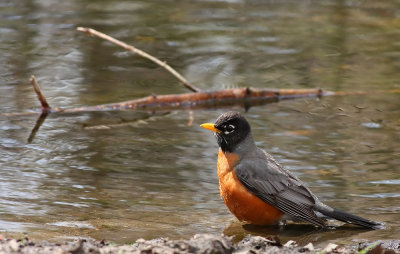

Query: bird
[[200, 111, 381, 229]]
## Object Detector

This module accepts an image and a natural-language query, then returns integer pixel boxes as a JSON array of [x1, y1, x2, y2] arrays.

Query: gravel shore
[[0, 234, 399, 254]]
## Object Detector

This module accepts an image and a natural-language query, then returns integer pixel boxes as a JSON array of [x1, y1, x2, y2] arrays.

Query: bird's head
[[201, 111, 251, 153]]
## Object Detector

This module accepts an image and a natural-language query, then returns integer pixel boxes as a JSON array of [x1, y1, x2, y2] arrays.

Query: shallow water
[[1, 0, 399, 247]]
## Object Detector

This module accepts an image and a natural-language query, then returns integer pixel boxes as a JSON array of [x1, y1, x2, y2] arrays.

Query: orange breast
[[217, 149, 284, 225]]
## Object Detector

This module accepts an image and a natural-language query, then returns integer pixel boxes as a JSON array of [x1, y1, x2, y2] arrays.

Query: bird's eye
[[224, 124, 235, 134]]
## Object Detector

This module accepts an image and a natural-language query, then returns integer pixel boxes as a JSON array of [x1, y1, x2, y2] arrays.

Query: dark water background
[[1, 0, 399, 247]]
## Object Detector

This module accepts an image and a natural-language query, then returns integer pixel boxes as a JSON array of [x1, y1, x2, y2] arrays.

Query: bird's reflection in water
[[223, 221, 372, 247]]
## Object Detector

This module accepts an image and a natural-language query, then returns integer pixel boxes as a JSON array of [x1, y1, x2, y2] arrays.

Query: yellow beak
[[200, 123, 221, 133]]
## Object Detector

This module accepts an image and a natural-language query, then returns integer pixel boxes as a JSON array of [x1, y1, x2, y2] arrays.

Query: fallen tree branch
[[2, 85, 333, 117], [53, 87, 331, 113], [77, 27, 200, 93]]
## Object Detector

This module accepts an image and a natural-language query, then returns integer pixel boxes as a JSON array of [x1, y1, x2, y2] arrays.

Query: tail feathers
[[320, 207, 383, 229]]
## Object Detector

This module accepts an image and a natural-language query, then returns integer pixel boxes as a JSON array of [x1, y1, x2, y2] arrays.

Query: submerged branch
[[77, 27, 200, 93], [82, 112, 172, 130]]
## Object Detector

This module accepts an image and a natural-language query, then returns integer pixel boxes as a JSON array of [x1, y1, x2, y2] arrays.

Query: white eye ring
[[224, 125, 235, 134]]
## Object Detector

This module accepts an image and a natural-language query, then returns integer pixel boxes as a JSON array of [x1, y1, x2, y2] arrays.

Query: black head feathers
[[213, 111, 251, 153]]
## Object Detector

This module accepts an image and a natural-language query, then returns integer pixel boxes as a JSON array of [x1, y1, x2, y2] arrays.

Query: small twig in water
[[77, 27, 200, 93], [30, 75, 51, 112]]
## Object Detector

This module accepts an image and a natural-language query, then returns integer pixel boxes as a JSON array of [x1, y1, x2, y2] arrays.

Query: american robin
[[201, 111, 381, 229]]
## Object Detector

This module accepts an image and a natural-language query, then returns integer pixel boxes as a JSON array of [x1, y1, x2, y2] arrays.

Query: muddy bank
[[0, 234, 399, 254]]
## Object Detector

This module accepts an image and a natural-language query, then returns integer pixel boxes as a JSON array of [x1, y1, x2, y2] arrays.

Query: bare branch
[[1, 86, 335, 117], [56, 87, 330, 113], [77, 27, 200, 93]]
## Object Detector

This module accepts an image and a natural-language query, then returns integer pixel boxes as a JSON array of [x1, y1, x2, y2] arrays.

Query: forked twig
[[77, 27, 200, 93]]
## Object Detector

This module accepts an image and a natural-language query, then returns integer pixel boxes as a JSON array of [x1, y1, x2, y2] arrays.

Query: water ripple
[[353, 193, 400, 198], [370, 180, 400, 185]]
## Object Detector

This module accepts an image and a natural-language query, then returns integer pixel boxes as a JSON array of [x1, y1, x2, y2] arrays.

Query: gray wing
[[235, 150, 326, 227]]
